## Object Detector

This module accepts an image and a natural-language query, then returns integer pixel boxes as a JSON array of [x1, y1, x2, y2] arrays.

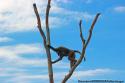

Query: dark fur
[[47, 45, 84, 68]]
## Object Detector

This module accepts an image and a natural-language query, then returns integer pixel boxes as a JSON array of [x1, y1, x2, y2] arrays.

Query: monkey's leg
[[68, 56, 77, 68], [69, 58, 77, 68], [68, 51, 76, 68], [52, 56, 63, 64]]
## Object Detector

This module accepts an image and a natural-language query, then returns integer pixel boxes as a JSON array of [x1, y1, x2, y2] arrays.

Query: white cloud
[[0, 67, 117, 83], [50, 5, 94, 21], [0, 68, 49, 83], [69, 11, 94, 21], [0, 43, 43, 56], [73, 68, 113, 79], [0, 0, 93, 34], [53, 68, 115, 82], [0, 67, 114, 83], [0, 0, 44, 33], [52, 68, 114, 82], [0, 43, 46, 66], [0, 37, 13, 42], [114, 6, 125, 13], [0, 43, 48, 83]]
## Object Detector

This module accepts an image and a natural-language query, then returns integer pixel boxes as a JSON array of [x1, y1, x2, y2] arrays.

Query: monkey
[[47, 44, 86, 68]]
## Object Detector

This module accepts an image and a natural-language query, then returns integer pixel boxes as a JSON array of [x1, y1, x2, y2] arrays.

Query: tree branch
[[62, 13, 101, 83], [79, 20, 85, 46], [33, 2, 54, 83], [46, 0, 51, 44], [45, 0, 54, 83], [85, 13, 101, 48], [33, 3, 46, 45]]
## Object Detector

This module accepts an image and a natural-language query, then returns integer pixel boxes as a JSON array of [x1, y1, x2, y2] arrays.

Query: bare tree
[[62, 13, 100, 83], [33, 0, 100, 83], [33, 0, 54, 83]]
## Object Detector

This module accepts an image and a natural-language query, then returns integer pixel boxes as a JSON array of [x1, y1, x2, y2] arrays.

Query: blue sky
[[0, 0, 125, 83]]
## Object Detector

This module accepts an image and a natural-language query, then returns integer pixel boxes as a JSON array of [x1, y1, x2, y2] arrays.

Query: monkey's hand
[[46, 43, 50, 47], [51, 61, 55, 64]]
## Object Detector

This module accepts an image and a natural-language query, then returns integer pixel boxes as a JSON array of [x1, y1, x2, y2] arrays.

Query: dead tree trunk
[[33, 0, 54, 83]]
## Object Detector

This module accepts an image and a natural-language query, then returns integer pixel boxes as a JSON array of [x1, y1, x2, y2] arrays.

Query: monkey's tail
[[74, 50, 86, 61], [74, 50, 81, 55]]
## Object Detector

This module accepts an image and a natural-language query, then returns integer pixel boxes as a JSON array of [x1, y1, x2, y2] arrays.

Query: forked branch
[[33, 2, 54, 83], [62, 13, 101, 83]]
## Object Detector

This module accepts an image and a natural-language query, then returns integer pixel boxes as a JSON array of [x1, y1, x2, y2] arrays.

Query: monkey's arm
[[52, 56, 63, 64], [47, 44, 57, 52]]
